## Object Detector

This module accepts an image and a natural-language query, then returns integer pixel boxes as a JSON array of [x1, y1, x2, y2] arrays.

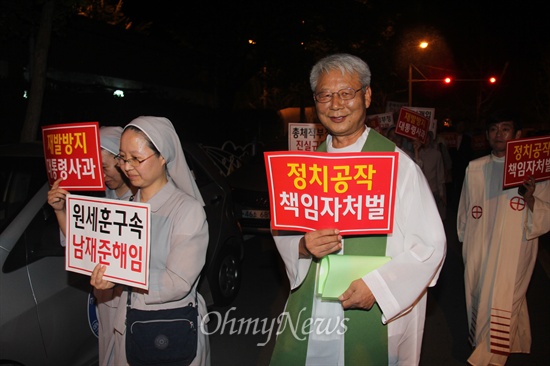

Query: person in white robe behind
[[457, 111, 550, 366]]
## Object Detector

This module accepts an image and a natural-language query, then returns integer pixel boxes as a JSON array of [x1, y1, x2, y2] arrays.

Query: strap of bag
[[126, 285, 198, 309]]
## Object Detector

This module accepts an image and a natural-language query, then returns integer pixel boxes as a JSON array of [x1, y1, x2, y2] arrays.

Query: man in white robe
[[270, 53, 446, 366], [457, 113, 550, 366]]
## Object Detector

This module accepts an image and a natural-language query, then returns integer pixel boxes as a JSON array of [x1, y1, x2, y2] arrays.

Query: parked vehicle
[[227, 154, 271, 235], [0, 141, 243, 365], [0, 142, 98, 366], [180, 141, 244, 307]]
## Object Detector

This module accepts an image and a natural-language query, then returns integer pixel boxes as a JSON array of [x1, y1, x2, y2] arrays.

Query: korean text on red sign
[[66, 194, 151, 290], [42, 121, 105, 191], [504, 135, 550, 188], [396, 108, 430, 144], [264, 151, 399, 235]]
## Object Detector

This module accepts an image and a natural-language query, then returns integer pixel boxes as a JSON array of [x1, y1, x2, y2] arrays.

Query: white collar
[[327, 126, 369, 153]]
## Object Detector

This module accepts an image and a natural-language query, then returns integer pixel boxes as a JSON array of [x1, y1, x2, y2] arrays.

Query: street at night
[[208, 212, 550, 365]]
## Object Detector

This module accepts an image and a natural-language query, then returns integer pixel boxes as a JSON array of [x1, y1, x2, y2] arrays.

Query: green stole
[[270, 129, 395, 366]]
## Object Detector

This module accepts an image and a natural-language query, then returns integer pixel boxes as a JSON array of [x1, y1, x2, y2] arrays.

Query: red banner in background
[[395, 108, 430, 144], [504, 135, 550, 188], [264, 151, 398, 235], [42, 122, 105, 191]]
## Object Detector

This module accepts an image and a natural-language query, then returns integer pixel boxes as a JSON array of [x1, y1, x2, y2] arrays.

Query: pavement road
[[208, 216, 550, 365]]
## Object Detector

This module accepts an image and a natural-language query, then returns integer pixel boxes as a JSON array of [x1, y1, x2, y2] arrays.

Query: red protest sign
[[395, 108, 429, 144], [503, 135, 550, 188], [264, 151, 398, 235], [42, 122, 105, 191]]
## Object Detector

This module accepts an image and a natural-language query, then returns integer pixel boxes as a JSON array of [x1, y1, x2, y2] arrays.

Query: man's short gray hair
[[309, 53, 371, 91]]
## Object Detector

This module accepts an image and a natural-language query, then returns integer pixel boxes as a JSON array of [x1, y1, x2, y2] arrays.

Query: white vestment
[[457, 153, 550, 366], [273, 128, 447, 365]]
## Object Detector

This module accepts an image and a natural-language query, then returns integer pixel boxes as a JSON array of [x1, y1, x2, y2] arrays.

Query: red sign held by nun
[[42, 122, 105, 191]]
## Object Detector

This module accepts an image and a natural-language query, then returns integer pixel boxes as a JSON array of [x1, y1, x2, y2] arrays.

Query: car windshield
[[0, 156, 47, 232]]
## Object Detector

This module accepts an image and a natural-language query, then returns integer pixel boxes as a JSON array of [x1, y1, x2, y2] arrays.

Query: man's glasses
[[313, 87, 364, 103], [114, 153, 156, 167]]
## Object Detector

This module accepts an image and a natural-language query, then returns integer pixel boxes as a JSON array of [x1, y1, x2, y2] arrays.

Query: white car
[[0, 142, 99, 366]]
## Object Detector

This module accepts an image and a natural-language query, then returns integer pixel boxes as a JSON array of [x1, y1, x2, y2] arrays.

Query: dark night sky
[[2, 0, 547, 136], [121, 0, 549, 90], [114, 1, 550, 129], [122, 0, 548, 63]]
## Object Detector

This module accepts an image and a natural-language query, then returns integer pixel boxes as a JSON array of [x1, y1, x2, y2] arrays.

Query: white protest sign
[[367, 112, 395, 129], [66, 194, 151, 290], [288, 122, 328, 151]]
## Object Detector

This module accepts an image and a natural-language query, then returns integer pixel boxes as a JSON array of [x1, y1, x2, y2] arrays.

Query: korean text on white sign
[[66, 194, 151, 290]]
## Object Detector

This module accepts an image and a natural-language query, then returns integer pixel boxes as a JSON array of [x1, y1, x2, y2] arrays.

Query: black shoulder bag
[[125, 287, 198, 366]]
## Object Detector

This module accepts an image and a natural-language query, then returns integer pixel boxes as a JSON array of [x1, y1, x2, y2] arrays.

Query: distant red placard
[[503, 135, 550, 188], [42, 122, 105, 191], [395, 108, 429, 143], [264, 151, 398, 235]]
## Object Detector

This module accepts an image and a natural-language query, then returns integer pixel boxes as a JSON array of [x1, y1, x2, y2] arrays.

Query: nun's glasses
[[114, 153, 156, 167]]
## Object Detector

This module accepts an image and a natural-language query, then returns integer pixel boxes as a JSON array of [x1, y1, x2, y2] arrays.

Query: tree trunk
[[20, 0, 55, 142]]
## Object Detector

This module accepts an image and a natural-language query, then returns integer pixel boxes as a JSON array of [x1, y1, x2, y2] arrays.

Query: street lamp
[[408, 41, 429, 107]]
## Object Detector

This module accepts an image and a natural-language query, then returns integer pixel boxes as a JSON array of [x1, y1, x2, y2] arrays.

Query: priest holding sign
[[268, 53, 446, 366]]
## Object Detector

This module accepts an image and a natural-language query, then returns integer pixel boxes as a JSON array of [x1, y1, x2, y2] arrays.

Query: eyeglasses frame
[[114, 152, 157, 167], [313, 86, 365, 103]]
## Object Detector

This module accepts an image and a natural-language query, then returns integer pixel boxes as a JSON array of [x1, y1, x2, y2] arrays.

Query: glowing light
[[113, 90, 124, 98]]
